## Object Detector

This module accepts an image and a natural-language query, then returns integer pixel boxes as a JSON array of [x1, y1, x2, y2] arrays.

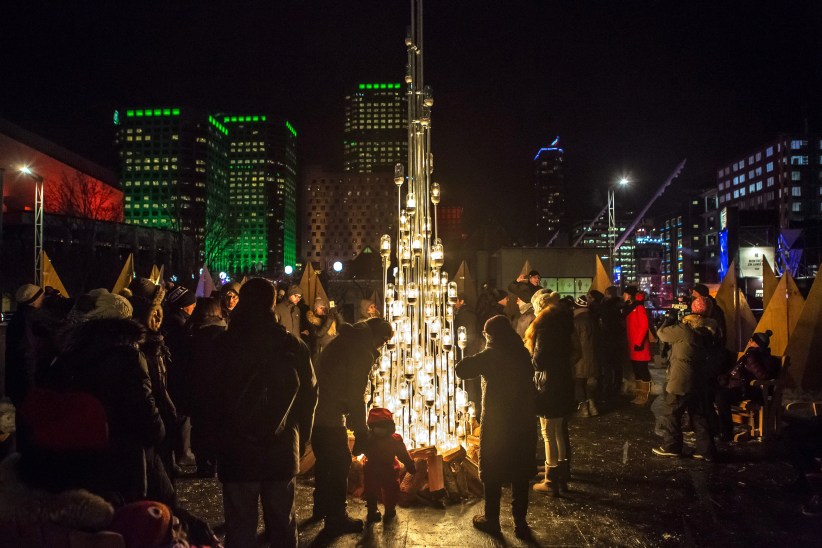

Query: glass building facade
[[344, 83, 407, 173]]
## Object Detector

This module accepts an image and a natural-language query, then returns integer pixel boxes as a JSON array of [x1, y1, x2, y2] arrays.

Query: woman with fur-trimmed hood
[[307, 297, 343, 362]]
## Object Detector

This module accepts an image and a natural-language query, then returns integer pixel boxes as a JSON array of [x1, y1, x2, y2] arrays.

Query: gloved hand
[[633, 344, 644, 351], [406, 461, 417, 475]]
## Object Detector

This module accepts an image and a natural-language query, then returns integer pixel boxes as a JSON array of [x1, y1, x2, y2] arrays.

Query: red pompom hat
[[367, 407, 394, 425]]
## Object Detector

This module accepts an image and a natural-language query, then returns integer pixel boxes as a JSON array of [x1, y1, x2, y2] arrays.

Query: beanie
[[287, 284, 303, 298], [237, 278, 276, 312], [129, 277, 160, 302], [85, 289, 133, 320], [623, 285, 638, 298], [692, 283, 710, 297], [690, 296, 708, 316], [527, 270, 541, 278], [223, 281, 242, 296], [367, 407, 394, 426], [531, 288, 560, 315], [752, 330, 773, 348], [574, 295, 589, 308], [314, 296, 329, 310], [365, 317, 393, 345], [166, 286, 196, 309], [15, 284, 44, 306], [483, 314, 512, 341], [109, 501, 173, 548]]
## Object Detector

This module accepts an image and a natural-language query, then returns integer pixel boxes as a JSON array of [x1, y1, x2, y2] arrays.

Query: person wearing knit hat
[[311, 317, 393, 535], [84, 289, 133, 320], [508, 270, 542, 303], [220, 281, 242, 321], [275, 284, 307, 337], [307, 296, 343, 362], [531, 288, 560, 316], [691, 283, 710, 298], [752, 330, 772, 349], [215, 275, 316, 547], [624, 285, 652, 405], [456, 315, 537, 537], [361, 407, 416, 523]]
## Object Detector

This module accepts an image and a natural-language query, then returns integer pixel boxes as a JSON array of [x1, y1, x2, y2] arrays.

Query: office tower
[[534, 137, 566, 245], [115, 107, 215, 263], [571, 216, 636, 285], [302, 166, 395, 266], [716, 135, 822, 225], [222, 115, 297, 273], [344, 82, 407, 173]]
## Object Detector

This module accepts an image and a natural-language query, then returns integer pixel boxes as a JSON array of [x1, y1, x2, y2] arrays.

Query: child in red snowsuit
[[362, 407, 416, 523]]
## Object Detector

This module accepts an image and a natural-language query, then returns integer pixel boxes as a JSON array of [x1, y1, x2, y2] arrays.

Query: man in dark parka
[[310, 317, 393, 536], [215, 278, 317, 548]]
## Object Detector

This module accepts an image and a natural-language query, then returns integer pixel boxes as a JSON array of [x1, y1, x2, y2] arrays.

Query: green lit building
[[344, 83, 407, 173], [222, 115, 297, 273], [116, 108, 297, 274]]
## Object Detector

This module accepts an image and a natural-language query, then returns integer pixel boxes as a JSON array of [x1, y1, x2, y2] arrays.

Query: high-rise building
[[344, 83, 407, 173], [534, 138, 566, 245], [115, 107, 216, 264], [302, 166, 395, 266], [116, 108, 297, 274], [571, 216, 636, 285], [716, 135, 822, 225], [221, 115, 298, 273]]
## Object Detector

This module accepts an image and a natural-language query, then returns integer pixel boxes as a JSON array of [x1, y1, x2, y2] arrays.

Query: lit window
[[792, 171, 801, 181]]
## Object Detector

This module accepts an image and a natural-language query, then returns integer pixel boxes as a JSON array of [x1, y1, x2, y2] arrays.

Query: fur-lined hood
[[61, 317, 146, 355], [0, 454, 114, 531]]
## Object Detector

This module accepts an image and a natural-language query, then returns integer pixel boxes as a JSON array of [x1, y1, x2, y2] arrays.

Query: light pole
[[608, 178, 629, 284], [20, 167, 45, 286]]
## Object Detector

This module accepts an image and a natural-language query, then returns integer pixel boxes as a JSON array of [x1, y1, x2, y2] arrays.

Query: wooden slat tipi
[[746, 271, 805, 357], [40, 250, 69, 298], [112, 253, 134, 296], [762, 256, 779, 309], [299, 262, 329, 308], [785, 268, 822, 391], [455, 260, 478, 307], [715, 260, 757, 353], [589, 255, 611, 294]]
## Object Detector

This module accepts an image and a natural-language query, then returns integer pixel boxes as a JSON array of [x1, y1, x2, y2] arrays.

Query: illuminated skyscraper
[[534, 138, 566, 245], [222, 115, 298, 273], [115, 107, 224, 266], [344, 83, 407, 173]]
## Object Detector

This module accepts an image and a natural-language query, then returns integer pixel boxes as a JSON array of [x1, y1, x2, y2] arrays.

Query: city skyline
[[2, 1, 821, 239]]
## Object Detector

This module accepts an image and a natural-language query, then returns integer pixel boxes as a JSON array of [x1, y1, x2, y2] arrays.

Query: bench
[[731, 355, 790, 442]]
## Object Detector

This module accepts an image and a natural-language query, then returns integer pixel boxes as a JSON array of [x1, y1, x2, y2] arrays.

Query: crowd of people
[[1, 269, 819, 546]]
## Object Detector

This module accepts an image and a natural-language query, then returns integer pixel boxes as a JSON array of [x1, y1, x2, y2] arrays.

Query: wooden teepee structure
[[195, 265, 216, 298], [112, 253, 134, 296], [761, 256, 779, 309], [518, 259, 534, 278], [784, 268, 822, 391], [454, 260, 478, 308], [40, 250, 69, 298], [714, 260, 757, 353], [746, 270, 804, 357], [299, 262, 328, 308], [589, 255, 611, 294]]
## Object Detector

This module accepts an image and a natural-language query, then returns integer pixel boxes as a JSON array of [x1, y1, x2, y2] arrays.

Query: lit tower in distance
[[534, 137, 566, 245], [375, 0, 472, 451], [344, 82, 408, 173]]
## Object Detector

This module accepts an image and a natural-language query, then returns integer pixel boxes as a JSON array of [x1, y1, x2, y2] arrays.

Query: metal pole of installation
[[34, 177, 44, 286], [608, 188, 616, 282]]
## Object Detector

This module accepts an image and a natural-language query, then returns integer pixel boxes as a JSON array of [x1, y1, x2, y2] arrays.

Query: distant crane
[[613, 159, 686, 252]]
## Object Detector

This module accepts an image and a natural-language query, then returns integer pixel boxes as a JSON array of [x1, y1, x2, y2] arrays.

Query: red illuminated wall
[[1, 130, 123, 222]]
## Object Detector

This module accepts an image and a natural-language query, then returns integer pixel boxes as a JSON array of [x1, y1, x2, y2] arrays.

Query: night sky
[[3, 1, 821, 240]]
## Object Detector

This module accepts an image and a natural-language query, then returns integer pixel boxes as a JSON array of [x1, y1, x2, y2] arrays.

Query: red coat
[[625, 302, 651, 362]]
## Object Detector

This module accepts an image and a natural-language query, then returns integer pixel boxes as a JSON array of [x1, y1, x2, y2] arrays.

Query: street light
[[20, 166, 45, 286], [608, 178, 629, 284]]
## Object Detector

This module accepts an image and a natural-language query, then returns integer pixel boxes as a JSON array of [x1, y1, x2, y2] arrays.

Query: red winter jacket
[[625, 301, 651, 362]]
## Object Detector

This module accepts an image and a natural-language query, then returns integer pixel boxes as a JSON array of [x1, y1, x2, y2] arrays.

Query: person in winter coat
[[183, 297, 227, 477], [42, 309, 165, 503], [624, 286, 652, 404], [276, 285, 306, 337], [652, 308, 717, 460], [571, 295, 599, 418], [513, 297, 536, 338], [525, 290, 576, 497], [692, 283, 726, 347], [456, 315, 537, 539], [4, 284, 45, 406], [214, 278, 317, 548], [220, 281, 241, 323], [311, 318, 393, 536], [476, 285, 509, 328], [128, 278, 177, 506], [507, 270, 542, 303], [361, 407, 416, 523], [306, 297, 342, 363], [595, 286, 628, 403], [455, 294, 483, 421], [359, 299, 381, 320], [715, 330, 778, 441]]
